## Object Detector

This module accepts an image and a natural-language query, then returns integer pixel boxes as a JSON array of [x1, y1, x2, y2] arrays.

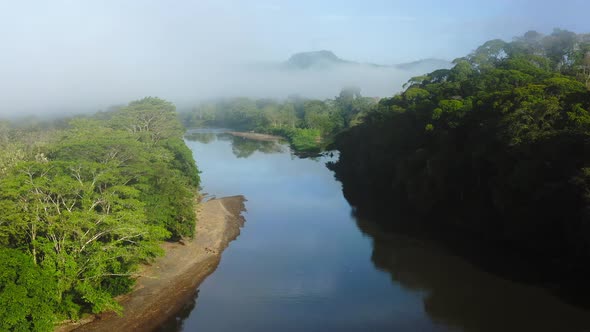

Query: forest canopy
[[0, 97, 199, 330], [2, 27, 590, 330], [330, 29, 590, 269], [180, 88, 378, 153]]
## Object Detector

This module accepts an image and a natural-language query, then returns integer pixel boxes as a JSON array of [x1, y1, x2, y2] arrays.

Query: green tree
[[0, 248, 58, 332], [111, 97, 183, 145], [0, 96, 200, 324], [330, 29, 590, 273]]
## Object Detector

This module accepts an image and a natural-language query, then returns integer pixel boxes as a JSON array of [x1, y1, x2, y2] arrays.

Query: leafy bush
[[0, 248, 58, 332], [288, 128, 321, 152]]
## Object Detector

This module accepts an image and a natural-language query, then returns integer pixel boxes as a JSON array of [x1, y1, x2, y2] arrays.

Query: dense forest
[[0, 98, 199, 331], [3, 27, 590, 331], [180, 89, 377, 153], [329, 29, 590, 273]]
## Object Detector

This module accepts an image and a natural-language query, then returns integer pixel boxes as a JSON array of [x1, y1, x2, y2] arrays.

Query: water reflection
[[185, 130, 284, 158], [155, 290, 199, 332], [354, 216, 590, 332], [225, 135, 283, 158], [184, 132, 216, 144], [174, 129, 590, 332]]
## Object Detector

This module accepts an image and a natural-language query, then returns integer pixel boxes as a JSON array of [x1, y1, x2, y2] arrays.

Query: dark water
[[160, 129, 590, 332]]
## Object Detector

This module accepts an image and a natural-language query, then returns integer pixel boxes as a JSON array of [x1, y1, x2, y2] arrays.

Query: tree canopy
[[0, 97, 199, 330], [330, 29, 590, 271], [180, 89, 376, 153]]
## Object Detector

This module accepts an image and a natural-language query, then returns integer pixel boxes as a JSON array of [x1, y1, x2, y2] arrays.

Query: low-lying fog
[[1, 54, 447, 117], [0, 0, 585, 117]]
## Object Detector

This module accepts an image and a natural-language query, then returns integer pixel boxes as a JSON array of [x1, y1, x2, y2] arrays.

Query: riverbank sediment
[[57, 196, 246, 332], [228, 131, 282, 141]]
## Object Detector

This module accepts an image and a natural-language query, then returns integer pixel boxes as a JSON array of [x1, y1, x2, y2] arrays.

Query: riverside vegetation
[[2, 27, 590, 331], [182, 28, 590, 278], [0, 97, 199, 331], [329, 29, 590, 275], [180, 88, 378, 153]]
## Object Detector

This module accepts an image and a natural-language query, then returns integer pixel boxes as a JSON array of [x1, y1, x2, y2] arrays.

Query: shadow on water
[[172, 129, 590, 331], [155, 290, 199, 332], [354, 214, 590, 332]]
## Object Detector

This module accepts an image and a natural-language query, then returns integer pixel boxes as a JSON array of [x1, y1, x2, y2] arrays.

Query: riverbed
[[159, 129, 590, 332]]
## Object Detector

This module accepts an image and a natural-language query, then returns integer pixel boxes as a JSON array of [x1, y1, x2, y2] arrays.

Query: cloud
[[1, 0, 585, 116]]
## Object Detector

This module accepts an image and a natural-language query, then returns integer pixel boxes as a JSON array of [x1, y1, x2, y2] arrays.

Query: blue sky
[[241, 0, 590, 62], [2, 0, 589, 64], [0, 0, 589, 113]]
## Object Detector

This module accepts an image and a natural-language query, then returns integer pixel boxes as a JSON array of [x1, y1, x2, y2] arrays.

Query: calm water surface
[[158, 129, 590, 332]]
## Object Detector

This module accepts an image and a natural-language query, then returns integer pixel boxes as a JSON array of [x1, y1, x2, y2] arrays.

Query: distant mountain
[[283, 50, 452, 73], [284, 50, 353, 70], [395, 58, 454, 72], [236, 51, 454, 99]]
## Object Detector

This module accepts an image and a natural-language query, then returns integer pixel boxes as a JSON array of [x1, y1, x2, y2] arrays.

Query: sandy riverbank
[[228, 131, 282, 141], [57, 196, 246, 332]]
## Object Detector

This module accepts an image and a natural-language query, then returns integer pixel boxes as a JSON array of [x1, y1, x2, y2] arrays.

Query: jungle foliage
[[180, 89, 377, 152], [330, 29, 590, 267], [0, 97, 199, 330]]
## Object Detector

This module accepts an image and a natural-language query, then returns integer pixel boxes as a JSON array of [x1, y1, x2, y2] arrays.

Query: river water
[[158, 129, 590, 332]]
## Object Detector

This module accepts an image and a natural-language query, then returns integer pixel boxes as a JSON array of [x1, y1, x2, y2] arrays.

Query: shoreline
[[56, 196, 246, 332], [228, 131, 282, 142]]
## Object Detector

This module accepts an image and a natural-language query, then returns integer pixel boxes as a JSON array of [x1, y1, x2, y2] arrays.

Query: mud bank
[[228, 131, 282, 141], [57, 196, 246, 332]]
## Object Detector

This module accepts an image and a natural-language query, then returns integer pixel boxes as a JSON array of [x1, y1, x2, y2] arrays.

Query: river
[[157, 129, 590, 332]]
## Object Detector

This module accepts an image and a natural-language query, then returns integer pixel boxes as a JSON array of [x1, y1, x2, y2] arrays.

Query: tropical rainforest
[[181, 29, 590, 275], [329, 29, 590, 274], [180, 89, 377, 153], [2, 27, 590, 331], [0, 97, 199, 331]]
